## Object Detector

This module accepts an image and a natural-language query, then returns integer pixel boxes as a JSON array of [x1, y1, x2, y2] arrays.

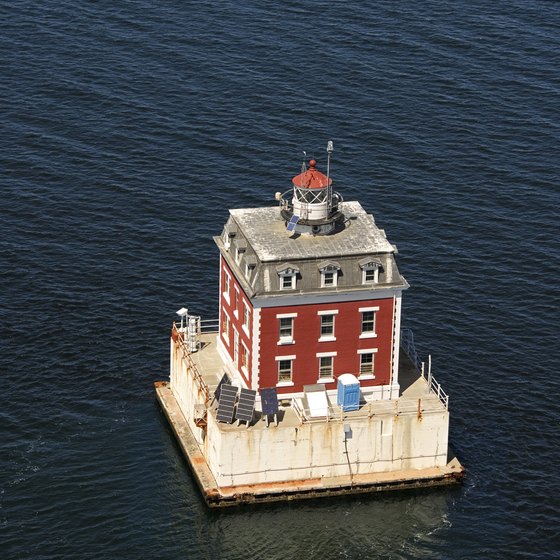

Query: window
[[359, 258, 381, 285], [223, 270, 231, 303], [280, 274, 296, 290], [236, 245, 246, 264], [233, 330, 239, 365], [277, 359, 293, 383], [221, 314, 230, 345], [233, 287, 239, 317], [320, 314, 335, 337], [359, 353, 374, 376], [277, 313, 297, 344], [364, 268, 377, 283], [318, 356, 334, 379], [318, 261, 340, 288], [241, 344, 249, 372], [279, 317, 293, 340], [361, 311, 375, 333], [245, 256, 257, 280], [277, 264, 299, 291], [243, 302, 250, 331], [321, 270, 337, 287], [359, 306, 379, 338]]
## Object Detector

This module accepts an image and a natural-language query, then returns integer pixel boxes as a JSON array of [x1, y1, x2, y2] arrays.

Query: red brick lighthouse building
[[157, 142, 463, 507], [215, 143, 406, 403]]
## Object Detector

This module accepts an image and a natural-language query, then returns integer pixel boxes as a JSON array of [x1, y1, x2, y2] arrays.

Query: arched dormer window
[[359, 257, 382, 285], [276, 263, 300, 290], [318, 260, 341, 288]]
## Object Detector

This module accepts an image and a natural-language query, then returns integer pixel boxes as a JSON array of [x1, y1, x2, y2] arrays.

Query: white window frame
[[276, 355, 295, 385], [223, 269, 231, 304], [221, 312, 230, 346], [242, 301, 251, 335], [319, 314, 335, 341], [241, 342, 249, 377], [280, 273, 296, 290], [316, 351, 337, 382], [321, 269, 338, 288], [362, 267, 379, 285], [359, 306, 379, 339], [233, 286, 239, 318], [233, 329, 239, 366], [277, 312, 297, 345], [358, 348, 378, 379]]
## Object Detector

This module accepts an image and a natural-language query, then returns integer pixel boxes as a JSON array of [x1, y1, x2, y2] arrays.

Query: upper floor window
[[243, 302, 251, 331], [318, 261, 341, 288], [277, 312, 297, 344], [318, 310, 338, 341], [223, 269, 231, 303], [359, 306, 379, 338], [233, 287, 239, 317], [320, 314, 334, 337]]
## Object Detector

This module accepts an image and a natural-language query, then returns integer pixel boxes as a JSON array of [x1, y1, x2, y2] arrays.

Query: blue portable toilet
[[337, 374, 360, 412]]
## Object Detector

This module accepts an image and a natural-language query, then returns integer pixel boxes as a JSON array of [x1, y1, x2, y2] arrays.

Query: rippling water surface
[[2, 1, 559, 558]]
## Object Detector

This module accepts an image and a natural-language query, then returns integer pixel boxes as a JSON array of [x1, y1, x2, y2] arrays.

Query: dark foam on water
[[2, 1, 560, 558]]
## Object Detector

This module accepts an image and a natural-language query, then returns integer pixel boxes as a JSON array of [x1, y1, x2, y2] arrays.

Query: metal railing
[[199, 318, 219, 334], [291, 391, 447, 425], [421, 357, 449, 410], [400, 327, 422, 371], [401, 328, 449, 410], [172, 323, 211, 405]]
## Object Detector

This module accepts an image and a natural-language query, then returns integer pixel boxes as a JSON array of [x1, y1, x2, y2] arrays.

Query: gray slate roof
[[229, 201, 395, 262]]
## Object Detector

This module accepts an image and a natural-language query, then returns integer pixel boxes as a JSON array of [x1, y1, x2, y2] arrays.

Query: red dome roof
[[292, 159, 332, 189]]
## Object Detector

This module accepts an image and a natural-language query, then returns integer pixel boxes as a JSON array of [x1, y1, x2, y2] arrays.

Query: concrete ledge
[[155, 381, 464, 508]]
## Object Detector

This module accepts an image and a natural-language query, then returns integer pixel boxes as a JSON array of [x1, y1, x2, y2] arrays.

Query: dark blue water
[[2, 1, 559, 558]]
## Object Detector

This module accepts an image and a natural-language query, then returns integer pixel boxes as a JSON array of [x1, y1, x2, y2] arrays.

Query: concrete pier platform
[[155, 381, 464, 508]]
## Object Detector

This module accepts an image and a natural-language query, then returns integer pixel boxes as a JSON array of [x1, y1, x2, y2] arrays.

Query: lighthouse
[[156, 142, 464, 507]]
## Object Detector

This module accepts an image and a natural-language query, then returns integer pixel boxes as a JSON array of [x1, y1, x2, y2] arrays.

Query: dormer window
[[318, 261, 341, 288], [223, 223, 237, 251], [276, 263, 299, 291], [245, 255, 257, 280], [235, 240, 247, 264], [359, 257, 382, 285]]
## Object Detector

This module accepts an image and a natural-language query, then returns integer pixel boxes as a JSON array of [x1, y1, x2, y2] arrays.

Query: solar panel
[[216, 384, 238, 423], [235, 388, 256, 423], [213, 373, 231, 402], [286, 214, 300, 232], [260, 387, 279, 416]]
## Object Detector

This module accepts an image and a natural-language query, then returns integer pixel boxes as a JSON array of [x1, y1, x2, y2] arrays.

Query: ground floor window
[[359, 352, 374, 376], [318, 356, 334, 379], [278, 359, 293, 383]]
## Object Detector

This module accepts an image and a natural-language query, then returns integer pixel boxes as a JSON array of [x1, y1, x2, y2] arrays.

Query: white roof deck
[[229, 201, 395, 262]]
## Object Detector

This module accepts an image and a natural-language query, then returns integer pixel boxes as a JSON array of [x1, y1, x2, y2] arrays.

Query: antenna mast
[[326, 140, 334, 214]]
